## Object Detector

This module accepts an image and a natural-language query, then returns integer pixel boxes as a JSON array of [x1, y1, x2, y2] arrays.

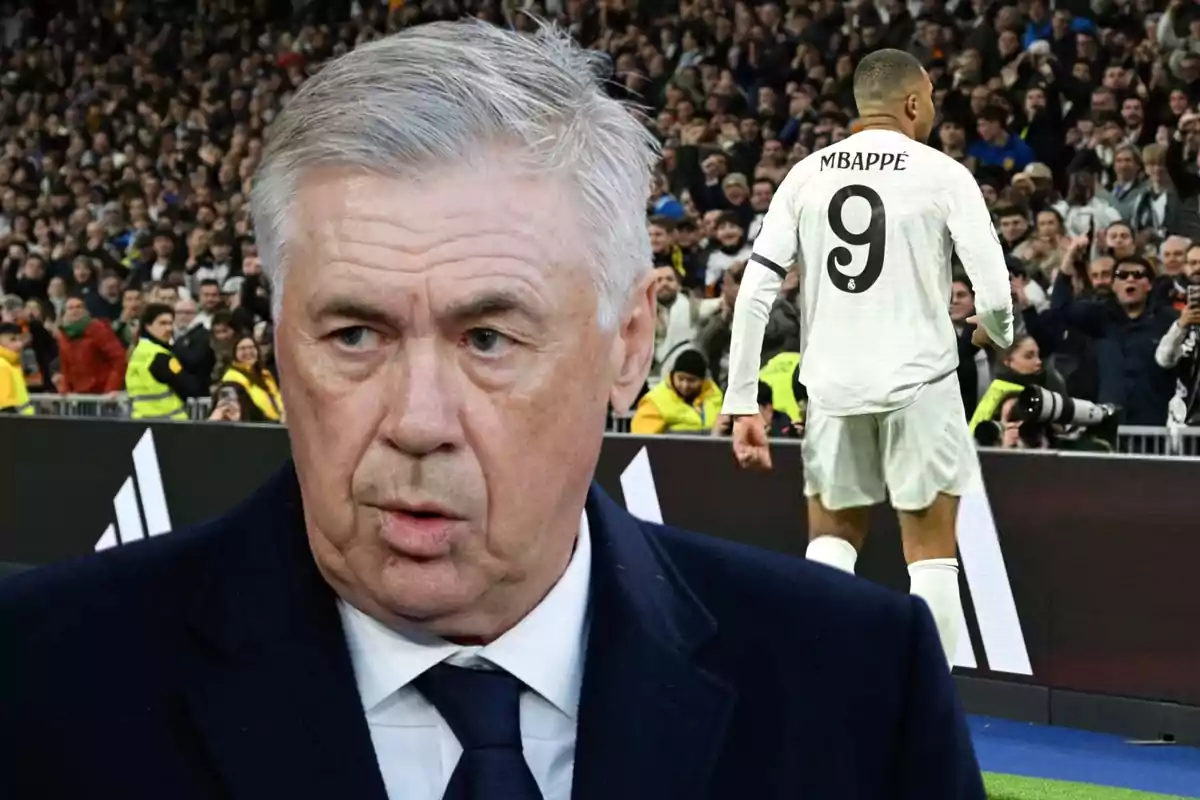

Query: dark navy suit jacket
[[0, 465, 985, 799]]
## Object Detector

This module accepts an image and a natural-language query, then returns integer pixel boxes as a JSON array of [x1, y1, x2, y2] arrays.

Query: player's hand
[[732, 414, 773, 471], [965, 316, 994, 349]]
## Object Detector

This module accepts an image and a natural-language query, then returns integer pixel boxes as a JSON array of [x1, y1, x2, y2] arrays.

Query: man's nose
[[378, 341, 465, 458]]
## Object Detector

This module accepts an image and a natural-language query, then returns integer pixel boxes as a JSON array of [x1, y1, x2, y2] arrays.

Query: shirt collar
[[338, 510, 592, 720]]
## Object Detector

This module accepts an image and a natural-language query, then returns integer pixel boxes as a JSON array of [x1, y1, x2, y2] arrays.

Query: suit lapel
[[573, 487, 736, 800], [180, 466, 388, 800]]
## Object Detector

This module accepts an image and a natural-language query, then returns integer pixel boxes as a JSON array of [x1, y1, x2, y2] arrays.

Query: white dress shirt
[[338, 512, 592, 800]]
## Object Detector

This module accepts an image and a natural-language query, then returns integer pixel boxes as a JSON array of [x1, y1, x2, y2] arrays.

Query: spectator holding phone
[[207, 381, 262, 424], [219, 335, 284, 423], [1156, 244, 1200, 426]]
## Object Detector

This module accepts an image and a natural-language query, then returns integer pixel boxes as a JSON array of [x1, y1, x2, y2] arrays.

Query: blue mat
[[970, 716, 1200, 797]]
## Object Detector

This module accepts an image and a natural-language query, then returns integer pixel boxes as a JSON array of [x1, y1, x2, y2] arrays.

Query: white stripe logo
[[95, 430, 173, 552], [619, 446, 1033, 676]]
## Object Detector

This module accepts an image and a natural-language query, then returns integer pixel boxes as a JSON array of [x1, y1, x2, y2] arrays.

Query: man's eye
[[333, 327, 378, 350], [465, 328, 509, 355]]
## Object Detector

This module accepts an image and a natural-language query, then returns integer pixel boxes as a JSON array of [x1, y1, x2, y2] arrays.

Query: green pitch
[[985, 772, 1194, 799]]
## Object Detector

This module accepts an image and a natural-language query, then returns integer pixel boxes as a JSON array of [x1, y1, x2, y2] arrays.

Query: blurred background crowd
[[1, 0, 1199, 452]]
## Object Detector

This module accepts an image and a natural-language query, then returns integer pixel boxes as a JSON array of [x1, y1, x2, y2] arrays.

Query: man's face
[[99, 276, 120, 300], [1122, 98, 1143, 128], [750, 181, 773, 212], [199, 284, 222, 311], [648, 223, 671, 253], [174, 300, 197, 331], [939, 121, 964, 149], [1185, 246, 1200, 283], [276, 166, 652, 637], [1113, 150, 1138, 182], [146, 312, 174, 342], [1025, 88, 1046, 113], [675, 225, 700, 249], [1106, 225, 1135, 257], [1162, 239, 1189, 275], [1091, 90, 1116, 113], [654, 265, 680, 303], [999, 214, 1028, 244], [723, 181, 748, 205], [949, 281, 975, 322], [154, 237, 173, 259], [1088, 257, 1115, 294], [156, 286, 179, 305], [62, 297, 87, 325], [121, 288, 141, 315], [1035, 211, 1061, 238], [212, 243, 232, 263], [1114, 261, 1151, 308]]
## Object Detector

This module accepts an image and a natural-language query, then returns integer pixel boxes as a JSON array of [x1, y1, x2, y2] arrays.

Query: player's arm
[[722, 164, 805, 417], [944, 166, 1014, 350]]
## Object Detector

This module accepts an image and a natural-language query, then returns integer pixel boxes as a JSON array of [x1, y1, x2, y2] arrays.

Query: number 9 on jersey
[[826, 184, 886, 294]]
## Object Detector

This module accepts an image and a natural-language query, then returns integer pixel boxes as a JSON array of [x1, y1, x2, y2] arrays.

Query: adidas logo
[[618, 446, 1034, 677], [94, 430, 174, 552]]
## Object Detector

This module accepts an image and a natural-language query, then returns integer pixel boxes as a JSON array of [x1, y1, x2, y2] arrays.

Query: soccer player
[[721, 49, 1014, 665]]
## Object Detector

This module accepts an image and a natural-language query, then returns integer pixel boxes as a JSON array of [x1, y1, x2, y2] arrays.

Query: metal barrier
[[1116, 425, 1200, 457], [28, 394, 212, 422], [19, 396, 1200, 455]]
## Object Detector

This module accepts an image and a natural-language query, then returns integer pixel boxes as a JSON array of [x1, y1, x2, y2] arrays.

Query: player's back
[[793, 129, 964, 416]]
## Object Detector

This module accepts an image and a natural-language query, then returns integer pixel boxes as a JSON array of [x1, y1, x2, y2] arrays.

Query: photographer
[[969, 334, 1066, 434], [1154, 245, 1200, 426]]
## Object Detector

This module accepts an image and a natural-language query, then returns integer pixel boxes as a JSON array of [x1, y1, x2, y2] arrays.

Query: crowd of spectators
[[0, 0, 1199, 445]]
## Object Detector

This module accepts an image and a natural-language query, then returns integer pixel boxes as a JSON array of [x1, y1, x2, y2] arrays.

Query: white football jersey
[[723, 129, 1014, 418]]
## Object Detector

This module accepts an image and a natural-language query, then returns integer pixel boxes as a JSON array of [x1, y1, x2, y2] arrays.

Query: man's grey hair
[[251, 20, 660, 329], [1162, 235, 1192, 256]]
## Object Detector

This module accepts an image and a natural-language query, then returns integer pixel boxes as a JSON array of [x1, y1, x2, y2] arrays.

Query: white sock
[[908, 558, 962, 667], [806, 535, 858, 574]]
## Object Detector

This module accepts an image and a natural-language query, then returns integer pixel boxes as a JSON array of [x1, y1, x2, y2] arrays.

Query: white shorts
[[802, 372, 977, 512]]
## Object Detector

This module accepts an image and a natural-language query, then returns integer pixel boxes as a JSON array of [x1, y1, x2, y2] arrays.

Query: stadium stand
[[1, 0, 1200, 454]]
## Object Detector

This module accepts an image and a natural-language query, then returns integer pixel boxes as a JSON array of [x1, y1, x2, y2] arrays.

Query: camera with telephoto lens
[[1010, 386, 1124, 451]]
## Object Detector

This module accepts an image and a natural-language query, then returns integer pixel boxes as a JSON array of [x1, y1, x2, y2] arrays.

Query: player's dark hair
[[852, 49, 925, 109]]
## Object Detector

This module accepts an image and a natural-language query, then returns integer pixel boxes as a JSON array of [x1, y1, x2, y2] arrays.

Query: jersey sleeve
[[944, 164, 1014, 349], [721, 162, 806, 416]]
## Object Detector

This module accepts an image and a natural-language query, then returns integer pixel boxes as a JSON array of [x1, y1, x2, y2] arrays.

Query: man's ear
[[609, 271, 656, 413]]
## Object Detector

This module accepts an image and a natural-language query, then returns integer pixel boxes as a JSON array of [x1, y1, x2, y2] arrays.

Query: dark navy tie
[[414, 663, 544, 800]]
